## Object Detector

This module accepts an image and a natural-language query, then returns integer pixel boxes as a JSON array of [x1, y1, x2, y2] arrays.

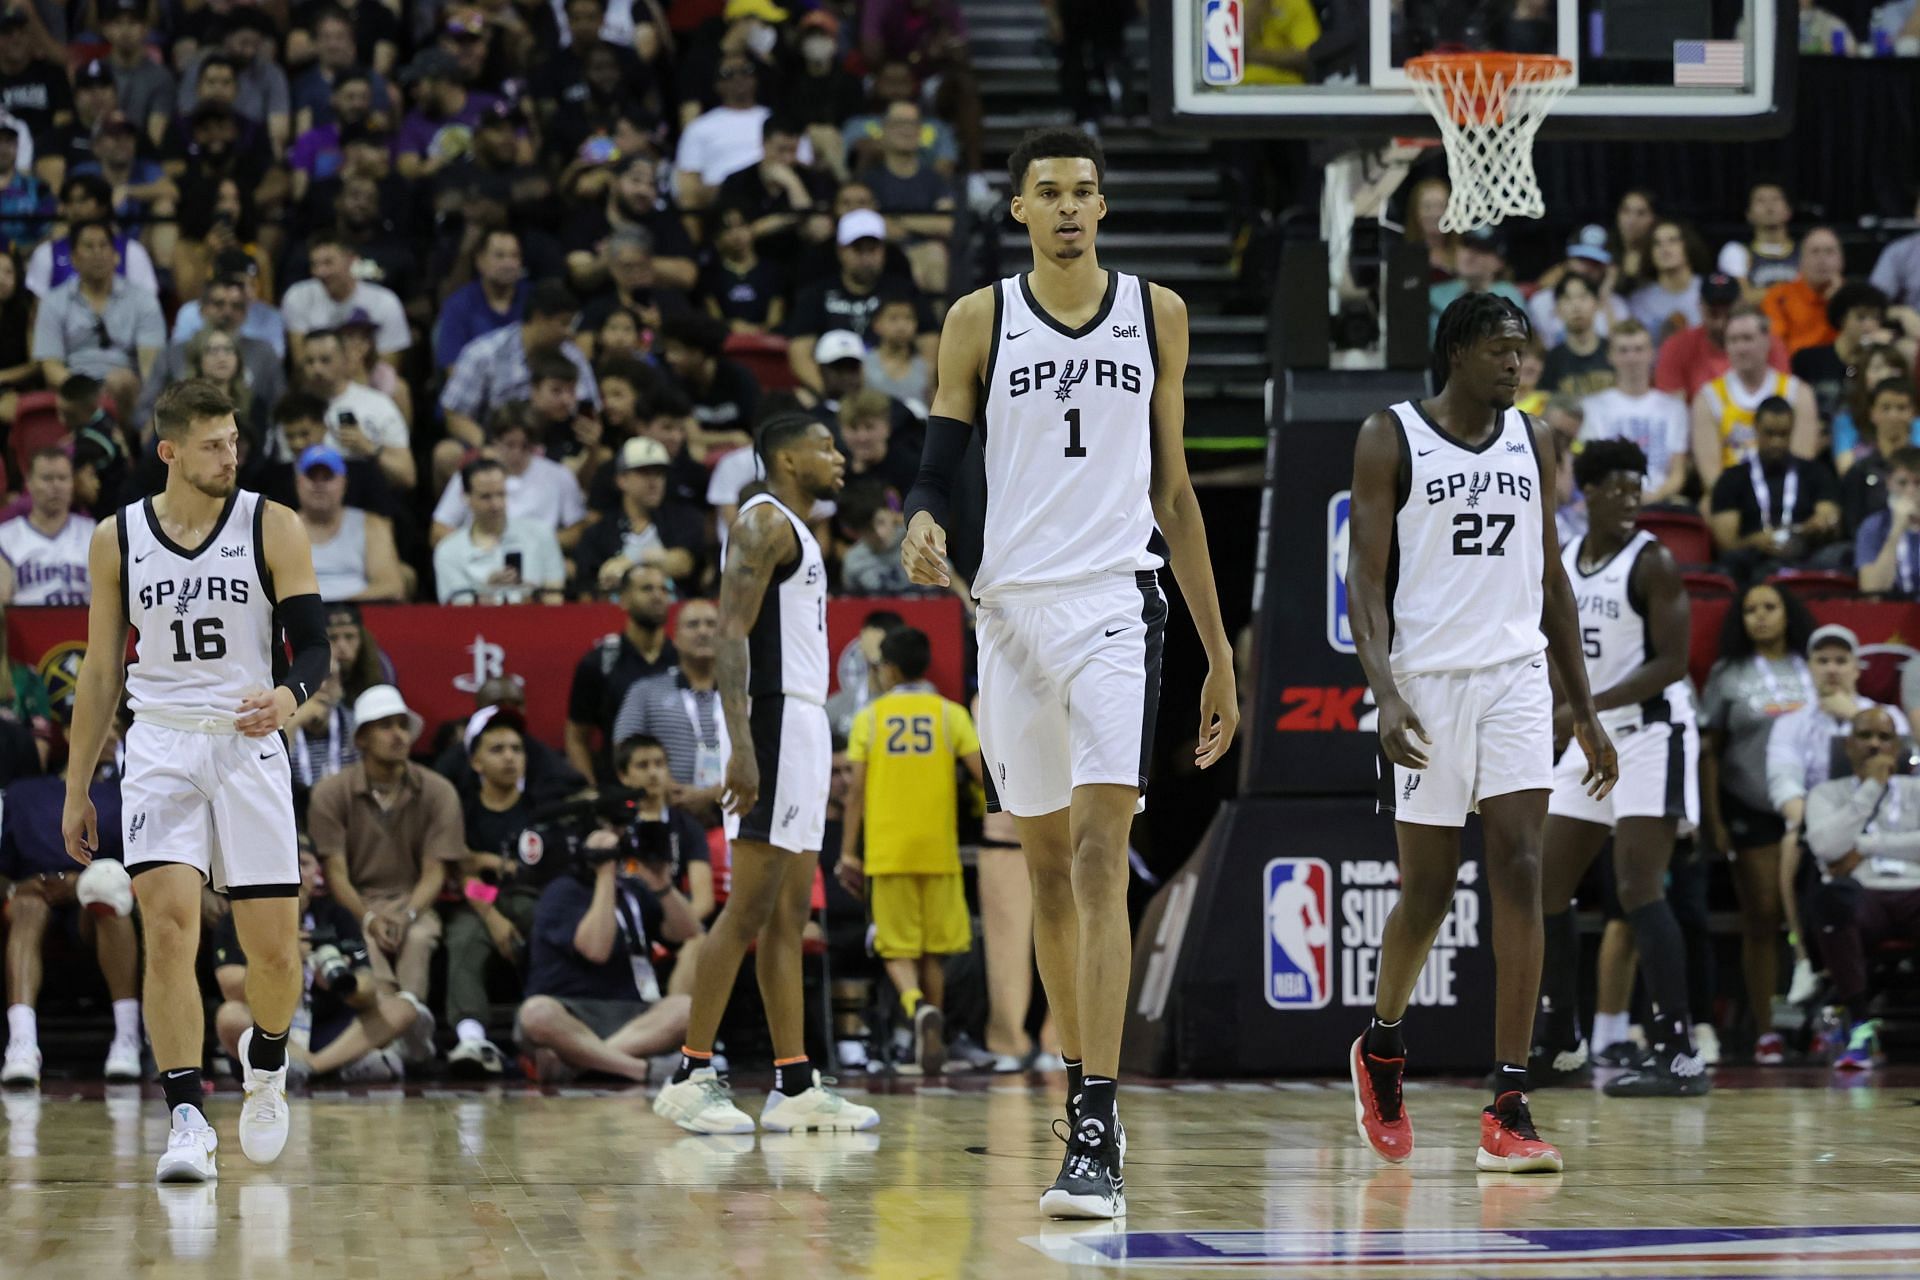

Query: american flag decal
[[1673, 40, 1744, 87]]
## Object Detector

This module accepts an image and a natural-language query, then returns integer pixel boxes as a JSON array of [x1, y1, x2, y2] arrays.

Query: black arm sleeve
[[903, 415, 974, 528], [274, 593, 331, 704]]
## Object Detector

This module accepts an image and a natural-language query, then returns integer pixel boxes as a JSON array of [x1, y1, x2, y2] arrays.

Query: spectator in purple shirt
[[291, 5, 393, 134], [289, 69, 377, 202], [436, 227, 529, 369], [393, 48, 498, 183]]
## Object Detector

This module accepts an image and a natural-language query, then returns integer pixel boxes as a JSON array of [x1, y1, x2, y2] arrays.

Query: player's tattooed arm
[[1530, 414, 1617, 797], [714, 502, 797, 815]]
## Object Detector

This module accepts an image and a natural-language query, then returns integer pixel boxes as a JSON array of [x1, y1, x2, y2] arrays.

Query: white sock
[[7, 1004, 35, 1048], [112, 999, 141, 1045], [456, 1019, 487, 1046], [1592, 1012, 1628, 1048]]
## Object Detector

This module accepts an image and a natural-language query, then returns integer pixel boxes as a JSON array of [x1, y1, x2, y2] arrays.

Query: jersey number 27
[[1451, 512, 1515, 557]]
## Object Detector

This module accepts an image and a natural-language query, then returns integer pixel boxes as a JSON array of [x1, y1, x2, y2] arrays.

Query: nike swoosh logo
[[1005, 328, 1031, 341], [259, 750, 276, 760], [1416, 448, 1438, 457], [1104, 627, 1127, 638], [133, 551, 154, 563], [1531, 661, 1544, 668]]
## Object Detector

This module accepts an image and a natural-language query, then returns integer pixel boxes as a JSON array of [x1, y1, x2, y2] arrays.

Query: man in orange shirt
[[1654, 273, 1790, 400], [1763, 227, 1845, 356]]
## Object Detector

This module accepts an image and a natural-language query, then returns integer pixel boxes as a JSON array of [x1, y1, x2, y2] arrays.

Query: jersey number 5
[[169, 617, 227, 661], [1451, 512, 1515, 557]]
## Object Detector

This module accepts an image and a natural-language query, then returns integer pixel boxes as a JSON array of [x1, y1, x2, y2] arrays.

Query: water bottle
[[1875, 27, 1895, 56], [1833, 27, 1850, 55]]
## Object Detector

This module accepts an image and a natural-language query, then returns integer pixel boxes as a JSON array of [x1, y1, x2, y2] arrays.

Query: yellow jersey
[[1705, 370, 1791, 469], [847, 685, 980, 876], [1242, 0, 1322, 86]]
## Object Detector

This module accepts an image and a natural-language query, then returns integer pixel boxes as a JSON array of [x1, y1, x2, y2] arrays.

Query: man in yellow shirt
[[838, 626, 984, 1073], [1243, 0, 1322, 85]]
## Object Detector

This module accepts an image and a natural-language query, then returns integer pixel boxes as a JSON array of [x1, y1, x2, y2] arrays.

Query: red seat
[[1681, 570, 1738, 599], [1856, 645, 1915, 708], [1637, 509, 1715, 567], [8, 391, 67, 481], [723, 332, 797, 394], [1769, 569, 1858, 602]]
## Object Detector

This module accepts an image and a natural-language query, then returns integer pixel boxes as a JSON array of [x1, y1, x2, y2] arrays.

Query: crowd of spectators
[[0, 0, 1035, 1086]]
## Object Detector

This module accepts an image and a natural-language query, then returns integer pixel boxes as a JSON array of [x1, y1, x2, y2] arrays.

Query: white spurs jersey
[[1387, 401, 1547, 675], [974, 271, 1164, 596], [0, 512, 96, 604], [736, 493, 828, 703], [121, 490, 279, 717], [1566, 530, 1694, 733]]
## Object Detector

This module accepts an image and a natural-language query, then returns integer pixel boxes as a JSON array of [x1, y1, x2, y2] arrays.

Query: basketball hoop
[[1404, 52, 1574, 233]]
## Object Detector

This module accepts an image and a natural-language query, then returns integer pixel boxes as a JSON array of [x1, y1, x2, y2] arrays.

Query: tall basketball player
[[61, 380, 332, 1183], [901, 128, 1239, 1220], [653, 414, 881, 1136], [1346, 294, 1617, 1175], [1535, 439, 1709, 1098]]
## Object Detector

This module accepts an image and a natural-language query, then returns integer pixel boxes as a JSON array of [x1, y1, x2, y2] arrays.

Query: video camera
[[513, 788, 679, 887]]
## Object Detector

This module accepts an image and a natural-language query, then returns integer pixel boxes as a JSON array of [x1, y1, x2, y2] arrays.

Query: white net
[[1404, 55, 1575, 233]]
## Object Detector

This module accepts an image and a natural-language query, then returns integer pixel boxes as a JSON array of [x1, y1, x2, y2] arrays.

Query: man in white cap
[[787, 206, 933, 390], [1767, 623, 1911, 1003], [306, 685, 466, 1052], [574, 437, 705, 595], [1528, 224, 1629, 348]]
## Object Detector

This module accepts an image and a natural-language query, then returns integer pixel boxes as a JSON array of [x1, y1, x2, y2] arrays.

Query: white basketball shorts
[[1548, 717, 1699, 827], [122, 716, 300, 896], [726, 695, 830, 855], [1379, 652, 1553, 828], [975, 570, 1167, 818]]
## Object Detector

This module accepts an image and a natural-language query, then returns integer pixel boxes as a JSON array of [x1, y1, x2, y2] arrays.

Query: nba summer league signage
[[1023, 1224, 1920, 1271], [1265, 856, 1481, 1012]]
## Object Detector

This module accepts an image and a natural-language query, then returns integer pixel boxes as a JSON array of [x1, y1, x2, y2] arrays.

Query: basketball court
[[6, 1, 1914, 1276], [5, 1069, 1918, 1277]]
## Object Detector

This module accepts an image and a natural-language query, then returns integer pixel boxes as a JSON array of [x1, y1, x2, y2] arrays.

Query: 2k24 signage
[[1273, 686, 1376, 733]]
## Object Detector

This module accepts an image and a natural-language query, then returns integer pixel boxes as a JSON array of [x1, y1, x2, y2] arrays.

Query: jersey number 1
[[170, 617, 227, 661], [1063, 409, 1086, 458]]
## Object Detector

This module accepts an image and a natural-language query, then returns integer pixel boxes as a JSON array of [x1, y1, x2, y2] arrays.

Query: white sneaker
[[761, 1070, 880, 1133], [1695, 1023, 1722, 1066], [395, 993, 438, 1065], [447, 1037, 506, 1078], [654, 1067, 755, 1135], [335, 1048, 403, 1085], [1, 1040, 41, 1087], [155, 1104, 219, 1183], [1787, 957, 1820, 1005], [105, 1036, 144, 1083], [236, 1028, 291, 1164]]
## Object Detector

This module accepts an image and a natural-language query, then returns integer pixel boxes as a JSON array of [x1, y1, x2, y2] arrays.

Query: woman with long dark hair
[[1698, 581, 1818, 1063]]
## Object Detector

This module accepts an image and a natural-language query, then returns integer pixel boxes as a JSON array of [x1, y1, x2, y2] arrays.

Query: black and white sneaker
[[1525, 1039, 1593, 1087], [1039, 1113, 1126, 1220], [1602, 1050, 1711, 1098], [1593, 1040, 1654, 1070]]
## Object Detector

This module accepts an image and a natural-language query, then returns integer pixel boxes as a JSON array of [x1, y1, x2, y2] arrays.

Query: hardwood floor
[[2, 1070, 1917, 1278]]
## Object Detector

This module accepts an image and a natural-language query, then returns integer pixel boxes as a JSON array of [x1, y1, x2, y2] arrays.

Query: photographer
[[212, 846, 421, 1082], [514, 823, 697, 1084], [444, 709, 554, 1077], [613, 734, 714, 994]]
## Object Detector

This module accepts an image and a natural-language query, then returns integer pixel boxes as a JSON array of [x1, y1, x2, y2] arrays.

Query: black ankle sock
[[1364, 1016, 1405, 1059], [1078, 1075, 1117, 1135], [161, 1067, 204, 1117], [672, 1047, 712, 1085], [1539, 910, 1581, 1049], [1492, 1062, 1530, 1102], [773, 1055, 811, 1095], [1625, 900, 1694, 1054], [248, 1026, 288, 1072], [1064, 1057, 1084, 1117]]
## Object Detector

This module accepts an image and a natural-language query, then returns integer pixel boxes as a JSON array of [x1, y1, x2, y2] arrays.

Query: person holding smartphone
[[432, 457, 567, 604]]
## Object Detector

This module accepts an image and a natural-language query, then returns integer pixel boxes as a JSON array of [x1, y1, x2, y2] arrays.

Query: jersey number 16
[[169, 617, 227, 661]]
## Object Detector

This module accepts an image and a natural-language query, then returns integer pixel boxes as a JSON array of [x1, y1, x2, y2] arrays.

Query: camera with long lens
[[523, 787, 679, 885], [310, 942, 358, 996]]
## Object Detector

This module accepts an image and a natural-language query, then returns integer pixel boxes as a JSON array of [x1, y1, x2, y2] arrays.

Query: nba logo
[[1263, 857, 1331, 1010], [1202, 0, 1244, 86], [1327, 491, 1355, 654]]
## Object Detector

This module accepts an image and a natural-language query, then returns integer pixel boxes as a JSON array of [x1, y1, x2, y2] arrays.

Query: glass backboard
[[1156, 0, 1793, 140]]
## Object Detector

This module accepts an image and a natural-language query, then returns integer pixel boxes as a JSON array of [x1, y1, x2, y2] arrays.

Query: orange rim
[[1404, 53, 1573, 127]]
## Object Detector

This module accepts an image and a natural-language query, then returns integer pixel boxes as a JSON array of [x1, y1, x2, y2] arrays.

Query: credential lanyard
[[1749, 456, 1799, 532], [681, 681, 729, 790]]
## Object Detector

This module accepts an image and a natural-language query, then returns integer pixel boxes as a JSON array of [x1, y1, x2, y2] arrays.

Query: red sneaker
[[1476, 1091, 1563, 1174], [1350, 1036, 1414, 1163]]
